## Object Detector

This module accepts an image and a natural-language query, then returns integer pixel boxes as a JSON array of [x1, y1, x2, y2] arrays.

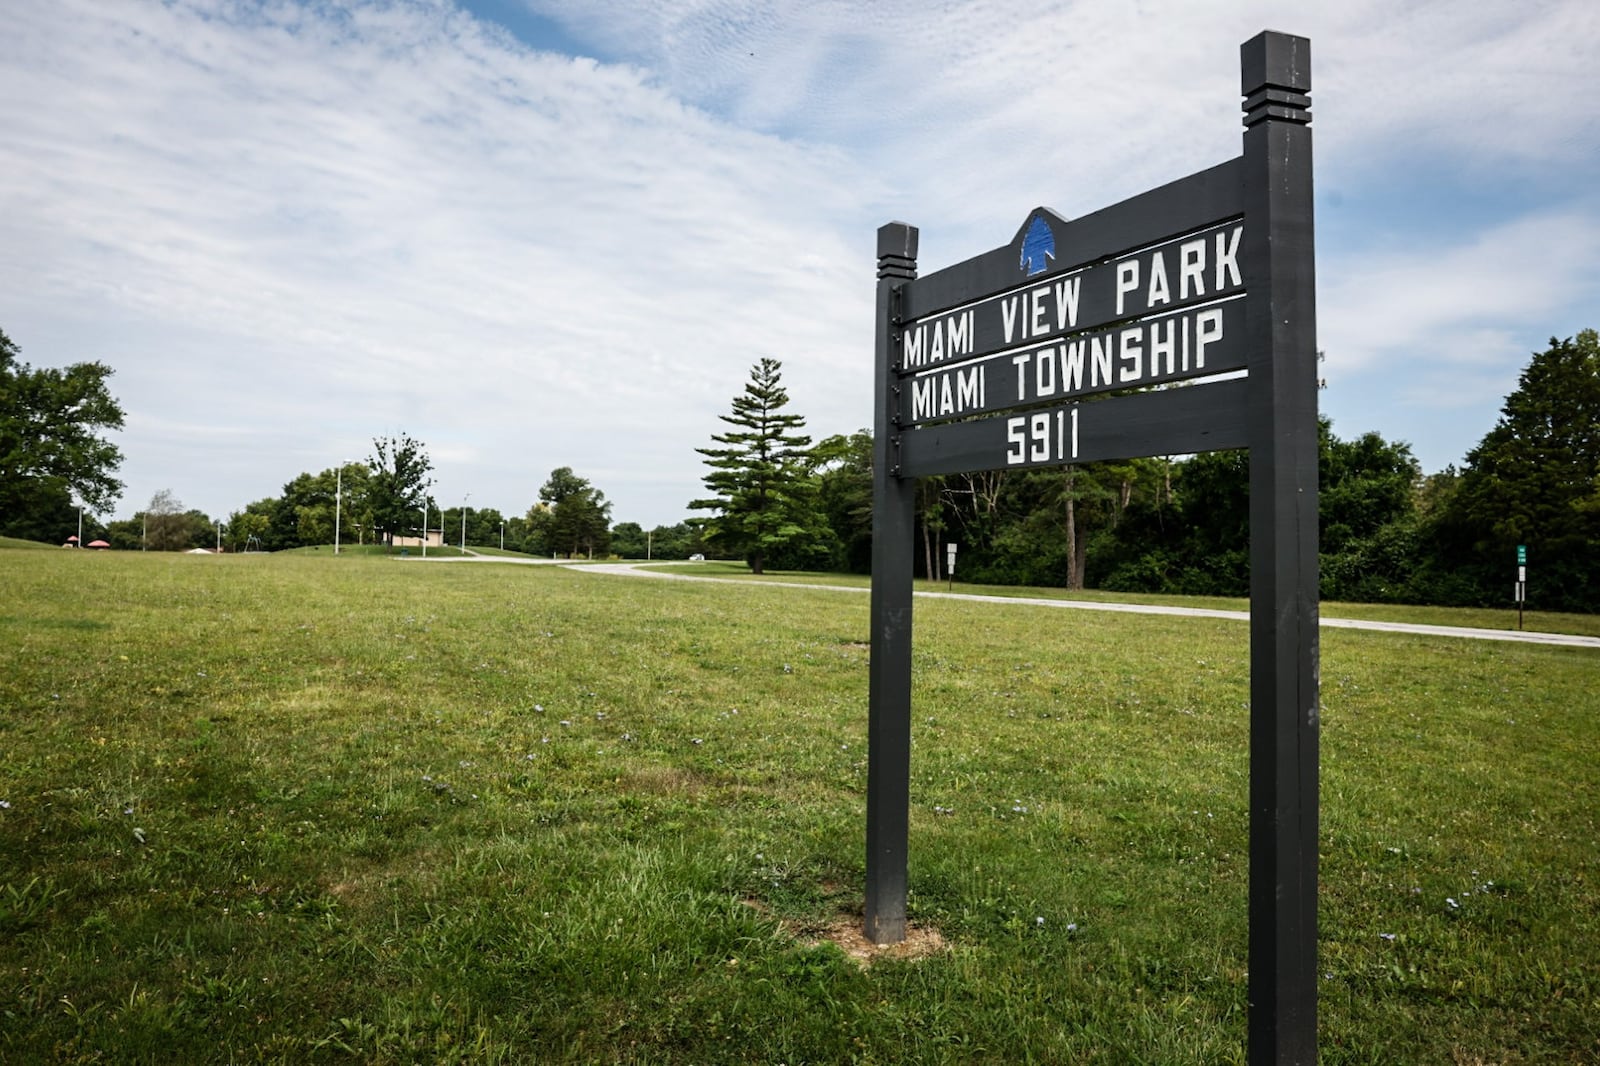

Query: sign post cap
[[1241, 30, 1311, 95]]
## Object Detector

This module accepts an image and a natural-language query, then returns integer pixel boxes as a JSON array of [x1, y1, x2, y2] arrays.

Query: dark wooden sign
[[868, 30, 1320, 1065]]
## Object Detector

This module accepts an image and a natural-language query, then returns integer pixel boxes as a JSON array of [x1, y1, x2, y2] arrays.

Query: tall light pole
[[420, 502, 428, 558], [460, 493, 470, 553], [77, 502, 83, 548], [499, 520, 505, 551], [334, 462, 344, 555]]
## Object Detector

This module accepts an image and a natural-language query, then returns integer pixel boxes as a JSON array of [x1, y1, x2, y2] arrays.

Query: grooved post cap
[[1241, 30, 1311, 95], [877, 222, 919, 262]]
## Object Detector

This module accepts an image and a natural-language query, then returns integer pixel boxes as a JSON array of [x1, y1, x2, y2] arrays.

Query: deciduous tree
[[537, 467, 611, 558], [1438, 329, 1600, 609], [0, 327, 125, 540], [367, 435, 433, 544]]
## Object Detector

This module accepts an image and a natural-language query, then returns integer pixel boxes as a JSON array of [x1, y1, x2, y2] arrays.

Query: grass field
[[1, 550, 1596, 1063]]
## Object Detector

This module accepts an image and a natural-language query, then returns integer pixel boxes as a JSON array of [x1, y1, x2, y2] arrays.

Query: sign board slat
[[898, 377, 1248, 478], [898, 222, 1245, 377], [902, 295, 1246, 426]]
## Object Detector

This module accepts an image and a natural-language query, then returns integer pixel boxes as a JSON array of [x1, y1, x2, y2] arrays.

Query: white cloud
[[1, 0, 1596, 521], [1, 0, 879, 522], [1320, 210, 1600, 380]]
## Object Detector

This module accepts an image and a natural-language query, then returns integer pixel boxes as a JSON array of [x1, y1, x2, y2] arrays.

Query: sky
[[3, 0, 1597, 529]]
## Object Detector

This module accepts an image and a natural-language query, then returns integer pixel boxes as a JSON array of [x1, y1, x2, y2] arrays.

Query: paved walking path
[[568, 562, 1600, 650]]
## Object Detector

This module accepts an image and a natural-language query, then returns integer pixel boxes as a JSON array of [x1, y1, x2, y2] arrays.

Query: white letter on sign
[[1116, 260, 1139, 316]]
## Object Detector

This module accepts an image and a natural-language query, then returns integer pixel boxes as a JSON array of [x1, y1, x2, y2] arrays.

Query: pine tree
[[691, 358, 816, 575]]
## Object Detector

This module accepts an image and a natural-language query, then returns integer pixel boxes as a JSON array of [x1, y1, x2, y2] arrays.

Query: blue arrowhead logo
[[1020, 215, 1055, 276]]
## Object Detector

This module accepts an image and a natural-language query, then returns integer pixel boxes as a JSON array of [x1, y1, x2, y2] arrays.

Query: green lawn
[[1, 551, 1595, 1063]]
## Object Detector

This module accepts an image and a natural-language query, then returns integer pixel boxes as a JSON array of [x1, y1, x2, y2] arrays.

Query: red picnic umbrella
[[87, 540, 110, 549]]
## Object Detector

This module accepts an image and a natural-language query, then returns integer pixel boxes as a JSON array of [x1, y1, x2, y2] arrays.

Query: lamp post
[[461, 493, 470, 553], [420, 503, 428, 558], [334, 462, 344, 555], [500, 520, 505, 551], [77, 503, 83, 548]]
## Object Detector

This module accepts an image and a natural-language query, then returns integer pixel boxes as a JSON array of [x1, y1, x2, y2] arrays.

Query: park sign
[[868, 31, 1320, 1066]]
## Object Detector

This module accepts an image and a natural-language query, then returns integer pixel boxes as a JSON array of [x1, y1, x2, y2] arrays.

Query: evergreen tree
[[691, 358, 819, 575]]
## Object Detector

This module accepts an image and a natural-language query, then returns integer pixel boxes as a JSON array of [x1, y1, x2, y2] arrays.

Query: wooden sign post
[[866, 30, 1320, 1064]]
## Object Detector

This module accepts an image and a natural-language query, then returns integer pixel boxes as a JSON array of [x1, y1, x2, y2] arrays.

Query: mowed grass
[[0, 552, 1596, 1064]]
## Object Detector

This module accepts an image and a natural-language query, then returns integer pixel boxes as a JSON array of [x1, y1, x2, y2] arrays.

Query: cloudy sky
[[3, 0, 1596, 528]]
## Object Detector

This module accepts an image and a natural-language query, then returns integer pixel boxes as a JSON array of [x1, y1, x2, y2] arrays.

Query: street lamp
[[334, 461, 344, 555], [499, 520, 505, 551], [420, 502, 428, 558], [460, 493, 470, 553]]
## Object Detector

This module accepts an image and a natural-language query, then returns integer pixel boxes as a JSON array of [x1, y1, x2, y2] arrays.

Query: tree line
[[7, 319, 1599, 612], [691, 332, 1600, 613]]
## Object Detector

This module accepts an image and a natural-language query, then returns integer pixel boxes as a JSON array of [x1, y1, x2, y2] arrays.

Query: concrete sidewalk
[[570, 562, 1600, 650]]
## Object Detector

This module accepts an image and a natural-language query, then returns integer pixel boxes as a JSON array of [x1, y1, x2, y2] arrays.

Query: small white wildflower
[[1445, 897, 1459, 909], [559, 720, 572, 727], [1379, 933, 1396, 942], [1035, 916, 1045, 927], [0, 800, 10, 809], [692, 738, 704, 745], [534, 704, 544, 713], [1066, 923, 1078, 932]]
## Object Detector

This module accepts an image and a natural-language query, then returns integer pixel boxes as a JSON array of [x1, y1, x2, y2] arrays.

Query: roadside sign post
[[866, 31, 1319, 1064], [1516, 545, 1527, 629]]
